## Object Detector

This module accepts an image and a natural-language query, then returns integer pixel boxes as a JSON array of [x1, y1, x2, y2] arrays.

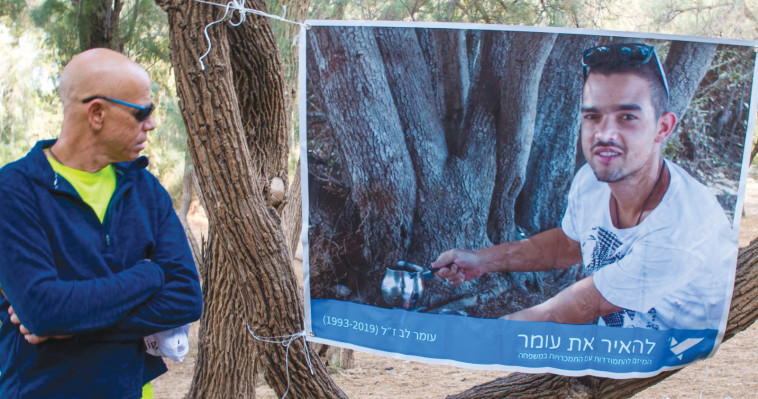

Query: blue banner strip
[[311, 299, 718, 374]]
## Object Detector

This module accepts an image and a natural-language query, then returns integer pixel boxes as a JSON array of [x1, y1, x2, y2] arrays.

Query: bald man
[[0, 49, 203, 398]]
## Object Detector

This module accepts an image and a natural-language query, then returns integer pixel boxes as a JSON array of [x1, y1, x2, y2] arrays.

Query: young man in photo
[[434, 43, 735, 331]]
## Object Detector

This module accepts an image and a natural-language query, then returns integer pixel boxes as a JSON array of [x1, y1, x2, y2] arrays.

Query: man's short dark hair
[[582, 43, 669, 119]]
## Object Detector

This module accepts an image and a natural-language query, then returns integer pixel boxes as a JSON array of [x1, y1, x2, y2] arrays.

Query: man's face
[[100, 68, 155, 162], [580, 72, 666, 183]]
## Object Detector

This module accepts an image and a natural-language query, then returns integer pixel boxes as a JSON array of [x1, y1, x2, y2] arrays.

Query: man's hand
[[431, 248, 492, 286], [8, 306, 72, 344], [431, 229, 581, 287]]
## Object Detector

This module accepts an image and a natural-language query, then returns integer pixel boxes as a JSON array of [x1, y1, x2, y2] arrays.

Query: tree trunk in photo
[[515, 34, 596, 236], [307, 27, 576, 316], [156, 0, 345, 397], [308, 26, 420, 303], [664, 41, 718, 128], [486, 31, 556, 245]]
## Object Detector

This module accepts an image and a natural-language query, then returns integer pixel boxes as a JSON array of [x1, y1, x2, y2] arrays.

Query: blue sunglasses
[[82, 95, 155, 122], [581, 43, 670, 101]]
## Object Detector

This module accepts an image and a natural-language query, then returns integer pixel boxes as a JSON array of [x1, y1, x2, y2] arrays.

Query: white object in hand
[[144, 324, 191, 362]]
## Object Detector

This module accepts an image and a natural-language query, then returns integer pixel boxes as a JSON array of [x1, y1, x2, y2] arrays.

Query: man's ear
[[86, 101, 106, 131], [655, 111, 677, 143]]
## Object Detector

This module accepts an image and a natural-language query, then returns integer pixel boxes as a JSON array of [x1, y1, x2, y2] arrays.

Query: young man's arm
[[505, 276, 621, 323], [432, 227, 582, 285], [432, 227, 621, 324]]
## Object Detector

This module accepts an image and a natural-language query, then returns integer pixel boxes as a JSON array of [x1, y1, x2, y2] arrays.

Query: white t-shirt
[[561, 161, 737, 330]]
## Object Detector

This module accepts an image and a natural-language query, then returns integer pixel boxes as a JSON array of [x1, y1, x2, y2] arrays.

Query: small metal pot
[[381, 261, 425, 309]]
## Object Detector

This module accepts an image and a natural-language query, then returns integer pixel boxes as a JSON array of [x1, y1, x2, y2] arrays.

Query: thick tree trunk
[[515, 34, 596, 235], [308, 26, 419, 302], [664, 41, 718, 124], [157, 0, 345, 397], [306, 27, 521, 312], [447, 236, 758, 398], [486, 32, 556, 244], [373, 27, 481, 265]]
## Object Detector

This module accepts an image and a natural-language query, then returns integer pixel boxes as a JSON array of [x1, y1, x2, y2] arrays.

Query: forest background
[[1, 0, 758, 398]]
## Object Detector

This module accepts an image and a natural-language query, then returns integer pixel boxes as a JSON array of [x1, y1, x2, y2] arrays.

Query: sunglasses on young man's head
[[581, 42, 670, 100], [82, 95, 155, 122]]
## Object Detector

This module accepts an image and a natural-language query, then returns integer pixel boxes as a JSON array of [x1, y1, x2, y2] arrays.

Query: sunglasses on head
[[82, 95, 155, 122], [581, 42, 670, 100]]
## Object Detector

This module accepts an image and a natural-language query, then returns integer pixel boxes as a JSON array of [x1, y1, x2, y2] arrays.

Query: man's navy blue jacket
[[0, 140, 203, 398]]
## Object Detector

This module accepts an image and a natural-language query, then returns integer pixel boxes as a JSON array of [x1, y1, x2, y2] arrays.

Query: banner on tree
[[300, 20, 758, 378]]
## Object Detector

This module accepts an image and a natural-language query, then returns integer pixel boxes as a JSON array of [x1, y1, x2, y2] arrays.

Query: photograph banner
[[300, 21, 758, 378]]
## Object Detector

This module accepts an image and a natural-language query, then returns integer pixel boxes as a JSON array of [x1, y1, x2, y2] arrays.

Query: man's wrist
[[135, 259, 165, 287], [480, 244, 509, 274]]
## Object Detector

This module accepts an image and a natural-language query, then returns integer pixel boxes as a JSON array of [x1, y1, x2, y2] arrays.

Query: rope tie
[[193, 0, 309, 70], [246, 324, 315, 399]]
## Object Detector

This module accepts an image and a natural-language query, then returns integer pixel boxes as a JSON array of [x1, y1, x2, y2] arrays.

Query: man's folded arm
[[77, 187, 203, 342], [0, 185, 166, 336]]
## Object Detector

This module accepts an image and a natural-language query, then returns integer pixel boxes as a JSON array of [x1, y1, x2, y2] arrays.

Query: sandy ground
[[152, 178, 758, 399]]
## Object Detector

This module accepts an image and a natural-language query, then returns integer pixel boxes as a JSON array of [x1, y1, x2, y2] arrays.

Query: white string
[[197, 0, 237, 70], [698, 358, 710, 398], [193, 0, 310, 70], [246, 324, 315, 399]]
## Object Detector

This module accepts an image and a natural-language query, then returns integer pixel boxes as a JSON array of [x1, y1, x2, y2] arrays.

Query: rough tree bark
[[486, 32, 556, 244], [664, 41, 718, 130], [308, 26, 419, 302], [447, 236, 758, 398], [282, 164, 302, 262], [515, 34, 596, 235], [265, 1, 309, 265], [156, 0, 345, 397], [265, 0, 309, 107]]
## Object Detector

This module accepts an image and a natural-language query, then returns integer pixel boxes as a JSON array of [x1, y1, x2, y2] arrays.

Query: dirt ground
[[151, 177, 758, 399]]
